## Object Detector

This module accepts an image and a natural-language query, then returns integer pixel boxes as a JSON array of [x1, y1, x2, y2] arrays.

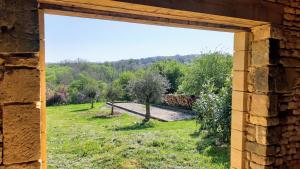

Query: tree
[[68, 73, 99, 107], [105, 81, 122, 115], [178, 52, 232, 95], [128, 71, 169, 122], [150, 60, 185, 93], [116, 71, 136, 100], [84, 84, 99, 108]]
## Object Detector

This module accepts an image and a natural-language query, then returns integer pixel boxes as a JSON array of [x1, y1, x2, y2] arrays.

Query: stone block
[[249, 115, 279, 126], [0, 54, 39, 68], [233, 50, 249, 71], [251, 153, 275, 165], [0, 0, 39, 53], [230, 148, 244, 169], [231, 110, 246, 131], [231, 129, 245, 151], [250, 94, 278, 117], [252, 25, 283, 41], [250, 161, 273, 169], [255, 126, 280, 145], [3, 104, 41, 164], [233, 71, 248, 91], [232, 91, 248, 112], [234, 32, 249, 51], [245, 142, 276, 156], [0, 69, 40, 103], [2, 161, 41, 169], [252, 67, 274, 93], [251, 40, 270, 66]]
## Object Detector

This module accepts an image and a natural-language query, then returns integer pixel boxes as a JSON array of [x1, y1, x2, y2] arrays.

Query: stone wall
[[243, 1, 300, 169], [0, 0, 41, 168]]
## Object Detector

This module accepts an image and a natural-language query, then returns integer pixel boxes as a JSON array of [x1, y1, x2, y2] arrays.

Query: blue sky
[[45, 14, 234, 63]]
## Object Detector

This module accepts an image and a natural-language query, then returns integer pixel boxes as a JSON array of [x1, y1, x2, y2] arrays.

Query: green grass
[[47, 103, 229, 169]]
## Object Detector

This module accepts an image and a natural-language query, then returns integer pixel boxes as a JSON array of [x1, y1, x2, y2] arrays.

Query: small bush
[[193, 77, 232, 144]]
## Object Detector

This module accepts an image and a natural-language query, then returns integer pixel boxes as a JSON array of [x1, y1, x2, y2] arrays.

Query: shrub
[[46, 85, 69, 106], [193, 77, 232, 144]]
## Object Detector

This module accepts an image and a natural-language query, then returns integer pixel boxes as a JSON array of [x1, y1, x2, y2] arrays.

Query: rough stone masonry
[[0, 0, 41, 168], [243, 0, 300, 169]]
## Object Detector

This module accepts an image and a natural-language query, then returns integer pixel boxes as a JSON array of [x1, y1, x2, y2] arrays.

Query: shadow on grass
[[115, 121, 155, 131], [71, 108, 91, 112], [189, 130, 201, 138], [196, 136, 230, 167]]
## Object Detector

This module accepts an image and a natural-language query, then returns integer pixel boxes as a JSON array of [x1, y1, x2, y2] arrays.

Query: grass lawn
[[47, 103, 229, 169]]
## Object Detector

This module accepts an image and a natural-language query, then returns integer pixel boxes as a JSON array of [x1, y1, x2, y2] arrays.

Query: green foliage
[[68, 73, 100, 105], [178, 52, 232, 95], [193, 77, 232, 143], [128, 71, 169, 103], [46, 65, 73, 86], [105, 81, 122, 103], [115, 71, 136, 100], [150, 60, 185, 93]]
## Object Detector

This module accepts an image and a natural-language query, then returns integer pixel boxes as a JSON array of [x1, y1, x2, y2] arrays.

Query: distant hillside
[[104, 54, 198, 72], [49, 54, 199, 73]]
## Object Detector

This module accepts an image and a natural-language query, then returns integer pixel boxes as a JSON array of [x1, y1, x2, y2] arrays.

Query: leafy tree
[[178, 52, 232, 95], [68, 73, 99, 107], [84, 84, 99, 108], [116, 71, 136, 100], [150, 60, 185, 93], [105, 82, 122, 115], [128, 71, 169, 122]]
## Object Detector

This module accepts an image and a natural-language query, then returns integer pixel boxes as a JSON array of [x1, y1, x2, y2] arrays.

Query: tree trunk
[[91, 99, 94, 109], [111, 101, 114, 115], [144, 99, 150, 122]]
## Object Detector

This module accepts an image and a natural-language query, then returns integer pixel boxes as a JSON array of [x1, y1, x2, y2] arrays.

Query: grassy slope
[[47, 103, 229, 169]]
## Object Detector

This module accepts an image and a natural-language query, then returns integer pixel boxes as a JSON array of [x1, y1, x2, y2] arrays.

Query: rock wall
[[0, 0, 41, 168], [243, 1, 300, 168]]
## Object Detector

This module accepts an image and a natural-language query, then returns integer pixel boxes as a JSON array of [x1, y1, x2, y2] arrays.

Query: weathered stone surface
[[231, 110, 246, 131], [233, 71, 248, 91], [234, 32, 249, 51], [0, 54, 39, 68], [0, 69, 40, 103], [232, 91, 248, 111], [255, 126, 280, 145], [1, 161, 41, 169], [233, 50, 249, 71], [251, 40, 270, 66], [251, 153, 275, 165], [3, 104, 41, 164], [253, 67, 271, 93], [0, 0, 39, 53], [231, 148, 244, 169], [249, 161, 273, 169], [251, 25, 283, 41], [245, 142, 276, 156], [231, 129, 245, 150], [250, 94, 278, 117], [249, 115, 279, 126]]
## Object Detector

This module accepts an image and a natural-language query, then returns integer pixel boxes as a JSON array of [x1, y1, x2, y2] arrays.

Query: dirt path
[[107, 102, 194, 122]]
